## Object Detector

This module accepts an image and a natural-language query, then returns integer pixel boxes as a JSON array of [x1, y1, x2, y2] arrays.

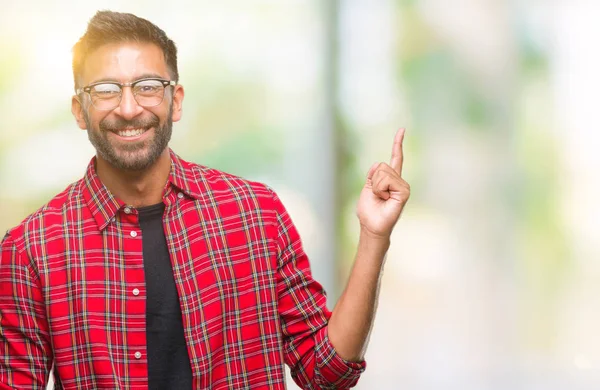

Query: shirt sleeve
[[271, 190, 366, 389], [0, 231, 52, 389]]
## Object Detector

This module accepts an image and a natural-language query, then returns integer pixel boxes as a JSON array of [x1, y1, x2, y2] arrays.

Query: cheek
[[86, 111, 109, 130], [81, 109, 93, 128], [148, 107, 169, 124], [86, 113, 99, 128]]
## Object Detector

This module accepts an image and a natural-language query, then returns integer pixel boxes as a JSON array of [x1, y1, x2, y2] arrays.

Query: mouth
[[111, 127, 151, 141], [116, 128, 148, 137]]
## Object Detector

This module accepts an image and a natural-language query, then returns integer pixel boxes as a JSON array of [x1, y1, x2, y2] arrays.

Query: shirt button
[[177, 192, 184, 199], [130, 231, 138, 238], [124, 207, 132, 214], [132, 288, 140, 296], [134, 351, 142, 359]]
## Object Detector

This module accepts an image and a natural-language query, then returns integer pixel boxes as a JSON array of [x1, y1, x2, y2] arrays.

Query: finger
[[375, 162, 400, 178], [372, 178, 391, 200], [371, 166, 389, 186], [370, 164, 399, 190], [372, 171, 410, 201], [389, 128, 405, 176], [367, 162, 381, 181], [371, 170, 395, 200], [372, 173, 397, 200]]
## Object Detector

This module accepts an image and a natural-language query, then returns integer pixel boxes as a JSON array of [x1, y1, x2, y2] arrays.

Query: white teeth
[[117, 128, 145, 137]]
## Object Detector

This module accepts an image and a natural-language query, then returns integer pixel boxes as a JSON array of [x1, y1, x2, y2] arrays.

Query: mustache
[[99, 115, 160, 132]]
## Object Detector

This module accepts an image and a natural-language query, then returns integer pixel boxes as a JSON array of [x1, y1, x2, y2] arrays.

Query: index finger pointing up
[[390, 128, 405, 176]]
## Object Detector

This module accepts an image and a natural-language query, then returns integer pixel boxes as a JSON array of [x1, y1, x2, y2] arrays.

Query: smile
[[116, 128, 148, 137]]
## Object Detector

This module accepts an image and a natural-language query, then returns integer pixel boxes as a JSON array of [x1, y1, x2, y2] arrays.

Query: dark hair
[[72, 10, 179, 89]]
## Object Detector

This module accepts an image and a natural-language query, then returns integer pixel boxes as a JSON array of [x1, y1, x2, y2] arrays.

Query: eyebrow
[[88, 73, 167, 85]]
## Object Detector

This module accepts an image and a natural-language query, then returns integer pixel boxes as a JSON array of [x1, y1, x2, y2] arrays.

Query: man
[[0, 10, 410, 390]]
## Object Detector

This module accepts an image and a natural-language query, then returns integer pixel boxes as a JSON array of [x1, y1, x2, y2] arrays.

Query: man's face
[[72, 42, 184, 171]]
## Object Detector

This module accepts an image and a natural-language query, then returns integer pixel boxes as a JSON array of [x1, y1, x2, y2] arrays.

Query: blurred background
[[1, 0, 599, 389]]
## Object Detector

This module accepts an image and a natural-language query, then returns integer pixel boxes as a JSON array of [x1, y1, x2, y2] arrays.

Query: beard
[[84, 103, 173, 172]]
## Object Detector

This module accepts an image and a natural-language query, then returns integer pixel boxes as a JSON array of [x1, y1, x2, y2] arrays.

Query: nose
[[113, 86, 144, 120]]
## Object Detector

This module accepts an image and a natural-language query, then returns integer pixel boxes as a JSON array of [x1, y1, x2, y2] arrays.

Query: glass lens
[[133, 79, 164, 107], [90, 83, 121, 110]]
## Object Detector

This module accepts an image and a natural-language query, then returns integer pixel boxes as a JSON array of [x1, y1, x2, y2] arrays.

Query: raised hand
[[356, 128, 411, 239]]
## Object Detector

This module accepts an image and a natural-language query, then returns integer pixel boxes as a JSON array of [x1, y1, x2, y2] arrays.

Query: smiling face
[[72, 41, 184, 171]]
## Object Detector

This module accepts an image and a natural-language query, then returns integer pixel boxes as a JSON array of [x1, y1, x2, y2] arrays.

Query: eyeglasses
[[76, 78, 176, 111]]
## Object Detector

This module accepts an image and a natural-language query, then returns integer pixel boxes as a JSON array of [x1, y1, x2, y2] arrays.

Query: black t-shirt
[[138, 203, 193, 390]]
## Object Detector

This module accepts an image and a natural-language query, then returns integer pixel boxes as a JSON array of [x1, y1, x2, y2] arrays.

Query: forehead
[[80, 41, 168, 84]]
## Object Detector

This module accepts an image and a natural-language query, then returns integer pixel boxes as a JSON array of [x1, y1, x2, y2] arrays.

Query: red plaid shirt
[[0, 151, 365, 389]]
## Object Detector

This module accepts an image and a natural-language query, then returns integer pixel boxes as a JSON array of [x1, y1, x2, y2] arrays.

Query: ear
[[71, 95, 88, 130], [170, 84, 184, 122]]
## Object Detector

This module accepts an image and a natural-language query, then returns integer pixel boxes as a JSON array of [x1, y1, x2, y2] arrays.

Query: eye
[[91, 84, 120, 97], [134, 80, 163, 95]]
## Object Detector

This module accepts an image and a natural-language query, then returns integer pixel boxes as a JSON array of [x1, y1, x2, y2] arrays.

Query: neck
[[95, 149, 171, 208]]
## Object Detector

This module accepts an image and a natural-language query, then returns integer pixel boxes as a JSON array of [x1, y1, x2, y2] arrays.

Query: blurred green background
[[1, 1, 597, 389]]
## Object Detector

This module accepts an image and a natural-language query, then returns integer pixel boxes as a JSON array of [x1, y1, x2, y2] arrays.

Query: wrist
[[358, 227, 391, 255], [359, 226, 391, 244]]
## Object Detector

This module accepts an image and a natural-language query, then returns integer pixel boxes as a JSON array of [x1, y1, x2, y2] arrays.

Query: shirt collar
[[168, 149, 204, 201], [82, 158, 123, 231], [82, 149, 204, 231]]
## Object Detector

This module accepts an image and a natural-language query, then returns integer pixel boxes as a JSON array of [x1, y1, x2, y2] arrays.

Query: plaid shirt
[[0, 151, 365, 389]]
